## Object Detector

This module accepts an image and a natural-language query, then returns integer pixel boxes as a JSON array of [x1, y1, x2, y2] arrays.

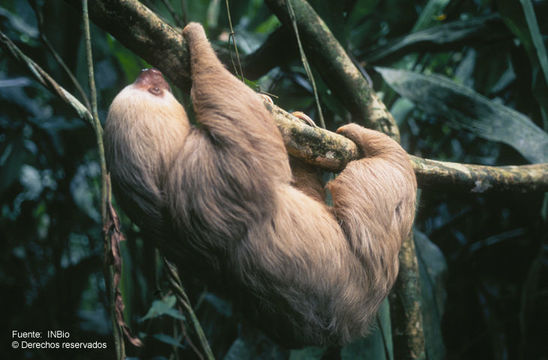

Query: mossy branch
[[272, 108, 548, 193]]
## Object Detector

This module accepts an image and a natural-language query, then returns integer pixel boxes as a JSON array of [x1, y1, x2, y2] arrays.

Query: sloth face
[[134, 68, 171, 96]]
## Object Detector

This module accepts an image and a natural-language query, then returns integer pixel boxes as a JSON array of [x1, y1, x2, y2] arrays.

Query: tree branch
[[272, 107, 548, 192], [64, 0, 191, 90], [411, 157, 548, 193], [389, 233, 425, 360]]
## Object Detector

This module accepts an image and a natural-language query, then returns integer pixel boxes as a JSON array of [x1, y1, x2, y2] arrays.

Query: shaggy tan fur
[[104, 22, 417, 347]]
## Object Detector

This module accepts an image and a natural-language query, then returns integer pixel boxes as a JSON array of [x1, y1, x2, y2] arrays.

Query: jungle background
[[1, 0, 547, 359]]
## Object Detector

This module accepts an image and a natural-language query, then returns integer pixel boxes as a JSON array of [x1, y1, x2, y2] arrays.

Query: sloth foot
[[336, 123, 380, 157], [182, 22, 205, 40]]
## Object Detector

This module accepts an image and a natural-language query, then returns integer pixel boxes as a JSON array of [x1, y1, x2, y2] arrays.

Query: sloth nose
[[134, 68, 171, 93], [138, 68, 164, 80], [142, 68, 162, 76]]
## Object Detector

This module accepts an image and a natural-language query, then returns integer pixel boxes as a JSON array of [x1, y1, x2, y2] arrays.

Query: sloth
[[104, 22, 417, 347]]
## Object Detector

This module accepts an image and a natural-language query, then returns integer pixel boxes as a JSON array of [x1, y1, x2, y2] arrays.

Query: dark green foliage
[[1, 0, 547, 359]]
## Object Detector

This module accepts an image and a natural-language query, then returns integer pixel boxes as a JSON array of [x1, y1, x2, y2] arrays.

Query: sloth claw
[[292, 111, 317, 128], [336, 124, 365, 144]]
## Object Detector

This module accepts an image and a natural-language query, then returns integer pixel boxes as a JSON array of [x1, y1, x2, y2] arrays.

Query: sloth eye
[[149, 87, 162, 96]]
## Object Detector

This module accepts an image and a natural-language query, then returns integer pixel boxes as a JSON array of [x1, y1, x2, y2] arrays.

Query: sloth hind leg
[[327, 124, 417, 296]]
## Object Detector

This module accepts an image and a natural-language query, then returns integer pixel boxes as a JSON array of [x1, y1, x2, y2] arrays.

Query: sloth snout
[[134, 68, 171, 95]]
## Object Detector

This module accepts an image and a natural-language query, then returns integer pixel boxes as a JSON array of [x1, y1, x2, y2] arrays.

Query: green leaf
[[347, 0, 379, 28], [224, 338, 253, 360], [206, 0, 221, 29], [254, 15, 281, 34], [152, 333, 185, 349], [377, 300, 394, 360], [341, 300, 393, 360], [203, 293, 232, 317], [498, 0, 548, 124], [224, 330, 286, 360], [107, 34, 147, 84], [140, 295, 185, 322], [70, 163, 101, 222], [376, 67, 548, 163], [0, 137, 26, 194], [186, 0, 212, 27], [0, 6, 38, 40], [289, 346, 326, 360], [519, 0, 548, 86], [412, 0, 450, 32], [365, 15, 507, 64]]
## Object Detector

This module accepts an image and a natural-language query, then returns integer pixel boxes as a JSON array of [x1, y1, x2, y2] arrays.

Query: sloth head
[[104, 69, 191, 204], [107, 68, 187, 126]]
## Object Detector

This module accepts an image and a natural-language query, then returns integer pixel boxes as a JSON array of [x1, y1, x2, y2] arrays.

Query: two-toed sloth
[[104, 22, 417, 347]]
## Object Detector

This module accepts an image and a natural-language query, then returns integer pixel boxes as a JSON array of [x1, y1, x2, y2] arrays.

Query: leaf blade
[[376, 67, 548, 163]]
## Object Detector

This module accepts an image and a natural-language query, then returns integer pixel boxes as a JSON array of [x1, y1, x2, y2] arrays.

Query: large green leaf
[[376, 67, 548, 163], [365, 15, 508, 64]]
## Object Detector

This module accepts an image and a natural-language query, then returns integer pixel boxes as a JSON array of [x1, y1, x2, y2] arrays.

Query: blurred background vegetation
[[1, 0, 547, 359]]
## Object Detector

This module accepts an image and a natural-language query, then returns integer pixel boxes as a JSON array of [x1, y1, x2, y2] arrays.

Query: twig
[[28, 0, 92, 110], [64, 0, 192, 90], [0, 30, 92, 124], [177, 310, 204, 360], [83, 0, 100, 136], [285, 0, 325, 128], [83, 0, 144, 355], [81, 2, 122, 354], [224, 0, 244, 82], [163, 258, 215, 360]]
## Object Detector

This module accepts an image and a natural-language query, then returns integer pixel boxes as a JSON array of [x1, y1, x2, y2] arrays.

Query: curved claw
[[292, 111, 317, 128]]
